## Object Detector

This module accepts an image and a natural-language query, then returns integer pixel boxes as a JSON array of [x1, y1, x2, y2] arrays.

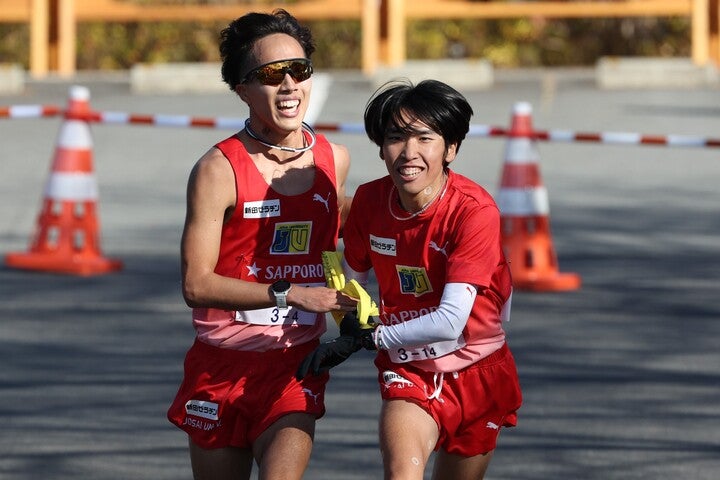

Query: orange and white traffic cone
[[496, 102, 580, 292], [5, 85, 122, 276]]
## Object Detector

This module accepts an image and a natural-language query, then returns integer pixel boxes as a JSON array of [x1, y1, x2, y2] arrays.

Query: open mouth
[[277, 99, 300, 113], [398, 166, 422, 178]]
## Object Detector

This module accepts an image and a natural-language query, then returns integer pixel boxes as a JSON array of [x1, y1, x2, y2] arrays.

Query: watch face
[[273, 280, 291, 293]]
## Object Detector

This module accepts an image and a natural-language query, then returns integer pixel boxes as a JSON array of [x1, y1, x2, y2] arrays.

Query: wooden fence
[[1, 0, 718, 77]]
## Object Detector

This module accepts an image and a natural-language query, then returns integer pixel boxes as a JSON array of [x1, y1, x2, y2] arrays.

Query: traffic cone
[[5, 85, 122, 276], [496, 102, 580, 292]]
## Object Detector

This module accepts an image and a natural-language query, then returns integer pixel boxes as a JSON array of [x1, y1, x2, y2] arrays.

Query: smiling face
[[382, 112, 457, 212], [236, 33, 312, 143]]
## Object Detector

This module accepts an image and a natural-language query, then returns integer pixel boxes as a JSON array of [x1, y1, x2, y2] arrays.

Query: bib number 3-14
[[389, 336, 466, 363]]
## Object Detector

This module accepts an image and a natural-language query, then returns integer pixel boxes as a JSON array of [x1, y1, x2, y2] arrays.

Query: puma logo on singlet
[[312, 192, 331, 212], [428, 240, 449, 258], [302, 388, 321, 404]]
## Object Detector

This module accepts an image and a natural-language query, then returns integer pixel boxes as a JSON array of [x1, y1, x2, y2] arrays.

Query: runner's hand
[[296, 312, 376, 379], [338, 311, 377, 350]]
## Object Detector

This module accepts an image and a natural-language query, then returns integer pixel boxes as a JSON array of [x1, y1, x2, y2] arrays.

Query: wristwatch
[[271, 280, 292, 310]]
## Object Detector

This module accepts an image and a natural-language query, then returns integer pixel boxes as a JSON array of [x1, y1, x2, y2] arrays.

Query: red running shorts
[[375, 342, 522, 456], [167, 338, 328, 449]]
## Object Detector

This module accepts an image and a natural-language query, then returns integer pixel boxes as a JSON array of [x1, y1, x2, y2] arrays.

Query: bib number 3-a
[[235, 307, 316, 326]]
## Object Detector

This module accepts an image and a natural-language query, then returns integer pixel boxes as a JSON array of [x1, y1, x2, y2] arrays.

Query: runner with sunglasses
[[167, 9, 356, 480]]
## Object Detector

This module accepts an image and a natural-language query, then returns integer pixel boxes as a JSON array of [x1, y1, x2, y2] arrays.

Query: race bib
[[388, 336, 466, 363], [234, 282, 323, 326], [235, 306, 317, 326]]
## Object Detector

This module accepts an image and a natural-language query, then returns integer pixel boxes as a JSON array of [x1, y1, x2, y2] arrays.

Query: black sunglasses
[[241, 58, 313, 86]]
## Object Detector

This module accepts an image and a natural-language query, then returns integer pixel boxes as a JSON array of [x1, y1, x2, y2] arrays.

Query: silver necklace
[[244, 118, 317, 153], [388, 174, 448, 221]]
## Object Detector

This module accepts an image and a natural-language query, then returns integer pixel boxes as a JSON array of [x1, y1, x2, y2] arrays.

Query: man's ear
[[445, 143, 458, 164], [235, 84, 249, 103]]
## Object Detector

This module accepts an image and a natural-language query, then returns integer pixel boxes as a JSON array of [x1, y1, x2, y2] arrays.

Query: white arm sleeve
[[375, 282, 477, 351]]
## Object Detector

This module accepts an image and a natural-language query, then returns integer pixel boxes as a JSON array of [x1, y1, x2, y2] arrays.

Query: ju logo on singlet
[[271, 222, 312, 254], [396, 265, 433, 297]]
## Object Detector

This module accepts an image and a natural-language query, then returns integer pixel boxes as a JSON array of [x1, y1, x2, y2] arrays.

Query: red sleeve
[[446, 203, 504, 289], [342, 190, 373, 273]]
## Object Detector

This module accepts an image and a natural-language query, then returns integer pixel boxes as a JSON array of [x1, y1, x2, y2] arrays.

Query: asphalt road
[[1, 68, 719, 479]]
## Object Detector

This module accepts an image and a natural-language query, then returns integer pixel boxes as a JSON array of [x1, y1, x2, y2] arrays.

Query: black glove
[[338, 311, 378, 351], [296, 312, 377, 379]]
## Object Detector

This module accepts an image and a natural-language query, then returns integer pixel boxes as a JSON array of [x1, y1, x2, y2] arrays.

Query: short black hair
[[364, 79, 473, 152], [219, 9, 315, 91]]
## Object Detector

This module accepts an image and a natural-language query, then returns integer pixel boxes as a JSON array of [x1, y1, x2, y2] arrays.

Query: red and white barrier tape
[[0, 105, 62, 119], [468, 125, 720, 148], [3, 104, 719, 148]]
